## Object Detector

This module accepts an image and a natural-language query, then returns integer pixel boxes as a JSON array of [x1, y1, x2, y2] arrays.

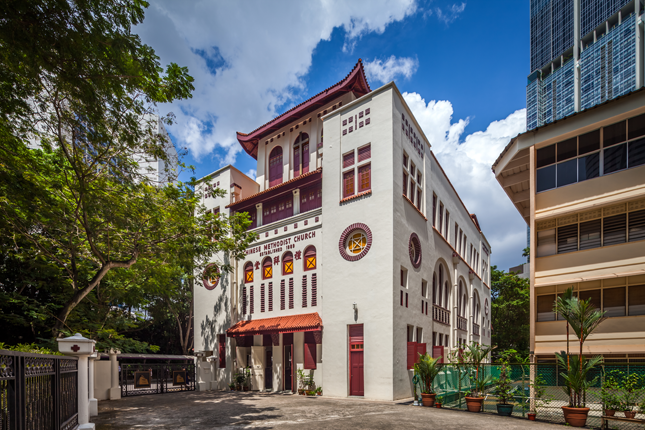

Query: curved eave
[[236, 59, 371, 160]]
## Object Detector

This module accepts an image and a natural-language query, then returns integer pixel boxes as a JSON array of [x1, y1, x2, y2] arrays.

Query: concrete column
[[57, 333, 96, 430], [256, 203, 263, 227], [574, 0, 581, 112], [292, 189, 300, 215], [108, 349, 121, 400], [636, 0, 643, 89], [88, 355, 98, 416]]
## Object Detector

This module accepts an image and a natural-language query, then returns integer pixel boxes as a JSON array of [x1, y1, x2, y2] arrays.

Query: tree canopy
[[0, 0, 256, 352], [491, 265, 530, 358]]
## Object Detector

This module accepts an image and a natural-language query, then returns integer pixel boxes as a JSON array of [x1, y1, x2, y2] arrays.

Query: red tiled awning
[[226, 312, 322, 337]]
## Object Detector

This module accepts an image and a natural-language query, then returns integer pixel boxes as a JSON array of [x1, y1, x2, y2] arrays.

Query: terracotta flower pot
[[604, 410, 616, 417], [465, 397, 485, 412], [436, 403, 442, 408], [624, 411, 636, 419], [561, 406, 590, 427], [298, 389, 304, 395], [421, 393, 436, 407], [527, 413, 536, 421]]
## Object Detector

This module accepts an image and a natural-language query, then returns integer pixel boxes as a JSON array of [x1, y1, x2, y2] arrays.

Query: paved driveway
[[95, 391, 563, 429]]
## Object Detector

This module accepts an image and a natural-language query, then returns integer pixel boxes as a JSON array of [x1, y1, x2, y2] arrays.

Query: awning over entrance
[[226, 312, 322, 337]]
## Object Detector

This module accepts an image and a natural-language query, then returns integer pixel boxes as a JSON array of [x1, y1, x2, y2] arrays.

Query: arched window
[[283, 252, 294, 275], [444, 281, 450, 309], [304, 246, 316, 271], [293, 133, 309, 178], [244, 262, 254, 283], [262, 257, 273, 279], [438, 266, 444, 307], [269, 146, 283, 187], [432, 273, 437, 304]]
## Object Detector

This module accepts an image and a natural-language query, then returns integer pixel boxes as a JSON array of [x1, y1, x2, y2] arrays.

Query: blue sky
[[136, 0, 530, 271]]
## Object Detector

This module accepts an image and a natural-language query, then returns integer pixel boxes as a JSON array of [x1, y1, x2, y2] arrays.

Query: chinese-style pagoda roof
[[236, 59, 371, 159]]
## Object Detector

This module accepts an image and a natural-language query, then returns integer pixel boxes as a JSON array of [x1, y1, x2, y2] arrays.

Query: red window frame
[[268, 146, 283, 187], [304, 246, 316, 271], [403, 172, 408, 196], [262, 257, 273, 279], [282, 252, 293, 275], [358, 164, 371, 192], [244, 262, 254, 283], [343, 170, 355, 198]]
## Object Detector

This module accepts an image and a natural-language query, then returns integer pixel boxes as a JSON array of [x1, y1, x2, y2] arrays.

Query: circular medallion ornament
[[485, 298, 489, 316], [408, 233, 422, 268], [338, 223, 373, 261], [203, 263, 220, 290]]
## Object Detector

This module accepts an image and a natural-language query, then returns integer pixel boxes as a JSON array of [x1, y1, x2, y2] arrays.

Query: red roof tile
[[226, 167, 322, 209], [236, 59, 371, 159], [226, 312, 322, 337]]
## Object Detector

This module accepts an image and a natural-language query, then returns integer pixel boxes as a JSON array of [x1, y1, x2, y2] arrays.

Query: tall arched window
[[293, 133, 309, 178], [444, 281, 450, 309], [304, 246, 316, 271], [458, 280, 467, 317], [244, 262, 254, 283], [262, 257, 273, 279], [269, 146, 283, 187], [438, 266, 444, 307], [282, 252, 293, 275], [432, 273, 437, 304]]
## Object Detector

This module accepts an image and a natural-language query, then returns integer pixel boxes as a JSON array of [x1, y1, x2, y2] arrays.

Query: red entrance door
[[349, 324, 364, 396]]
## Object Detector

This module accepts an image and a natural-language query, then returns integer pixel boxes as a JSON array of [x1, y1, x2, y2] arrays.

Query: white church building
[[193, 60, 492, 401]]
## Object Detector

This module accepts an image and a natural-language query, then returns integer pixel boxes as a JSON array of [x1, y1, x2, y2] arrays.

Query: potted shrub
[[297, 369, 306, 395], [242, 367, 251, 391], [463, 342, 494, 412], [555, 287, 606, 427], [619, 372, 644, 418], [528, 374, 552, 421], [234, 371, 245, 391], [435, 395, 443, 408], [316, 387, 322, 396], [601, 370, 621, 416], [413, 353, 442, 407], [228, 382, 236, 391], [493, 355, 515, 416]]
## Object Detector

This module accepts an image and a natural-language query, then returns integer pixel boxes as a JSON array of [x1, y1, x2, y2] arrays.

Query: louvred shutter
[[304, 331, 317, 369], [302, 143, 309, 174], [358, 144, 371, 162], [343, 152, 355, 168], [407, 342, 416, 369], [433, 346, 444, 364], [294, 146, 301, 177], [417, 343, 427, 358]]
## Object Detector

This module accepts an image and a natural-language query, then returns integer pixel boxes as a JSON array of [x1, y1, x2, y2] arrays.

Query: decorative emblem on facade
[[338, 223, 373, 261], [408, 233, 422, 268], [203, 263, 220, 290]]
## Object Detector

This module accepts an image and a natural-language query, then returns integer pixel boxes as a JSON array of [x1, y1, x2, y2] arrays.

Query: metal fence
[[0, 349, 78, 430], [430, 362, 645, 430], [120, 361, 195, 397]]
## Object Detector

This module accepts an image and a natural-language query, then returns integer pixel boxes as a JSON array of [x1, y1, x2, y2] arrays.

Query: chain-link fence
[[430, 363, 645, 430]]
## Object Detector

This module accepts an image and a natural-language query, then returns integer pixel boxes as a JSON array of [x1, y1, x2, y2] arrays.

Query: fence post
[[88, 353, 98, 416], [108, 349, 121, 400], [58, 333, 97, 430]]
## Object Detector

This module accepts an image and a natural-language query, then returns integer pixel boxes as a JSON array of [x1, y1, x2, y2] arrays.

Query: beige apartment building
[[492, 89, 645, 360]]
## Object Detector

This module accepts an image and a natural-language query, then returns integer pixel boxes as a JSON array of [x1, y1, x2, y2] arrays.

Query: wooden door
[[349, 324, 364, 396], [265, 350, 273, 390]]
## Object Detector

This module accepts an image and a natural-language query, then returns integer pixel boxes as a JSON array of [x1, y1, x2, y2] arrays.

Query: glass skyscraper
[[527, 0, 642, 130]]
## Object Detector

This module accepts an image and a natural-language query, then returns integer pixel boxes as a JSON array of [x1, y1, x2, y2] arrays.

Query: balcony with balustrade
[[457, 316, 468, 332], [432, 305, 450, 326]]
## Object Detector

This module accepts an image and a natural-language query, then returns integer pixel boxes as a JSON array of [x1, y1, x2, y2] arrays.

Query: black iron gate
[[120, 361, 195, 397], [0, 349, 79, 430]]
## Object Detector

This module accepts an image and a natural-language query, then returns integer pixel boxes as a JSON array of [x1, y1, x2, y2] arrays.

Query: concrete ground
[[94, 391, 564, 429]]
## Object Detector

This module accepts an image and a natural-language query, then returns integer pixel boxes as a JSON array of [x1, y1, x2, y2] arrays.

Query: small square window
[[359, 111, 364, 118], [359, 121, 364, 128], [365, 108, 370, 115], [349, 117, 353, 123], [343, 129, 347, 136], [349, 126, 353, 133], [343, 119, 347, 126], [366, 118, 370, 125]]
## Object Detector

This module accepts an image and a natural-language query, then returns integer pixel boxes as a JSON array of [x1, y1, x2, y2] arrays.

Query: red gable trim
[[226, 312, 322, 337], [236, 59, 371, 159]]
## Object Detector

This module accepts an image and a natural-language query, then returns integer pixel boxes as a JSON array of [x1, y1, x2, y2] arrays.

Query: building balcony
[[457, 316, 468, 332], [432, 305, 450, 326], [473, 322, 480, 336]]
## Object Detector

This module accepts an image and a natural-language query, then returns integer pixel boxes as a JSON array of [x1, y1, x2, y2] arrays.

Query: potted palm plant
[[413, 353, 443, 407], [554, 288, 606, 427], [493, 355, 515, 416], [464, 342, 494, 412]]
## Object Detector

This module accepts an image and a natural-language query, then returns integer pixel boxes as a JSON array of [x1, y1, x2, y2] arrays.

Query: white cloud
[[435, 2, 466, 24], [135, 0, 417, 161], [245, 169, 257, 180], [364, 56, 419, 84], [403, 92, 527, 270]]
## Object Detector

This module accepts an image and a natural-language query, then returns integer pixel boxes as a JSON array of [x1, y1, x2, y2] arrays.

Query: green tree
[[491, 265, 530, 357], [0, 0, 255, 345]]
